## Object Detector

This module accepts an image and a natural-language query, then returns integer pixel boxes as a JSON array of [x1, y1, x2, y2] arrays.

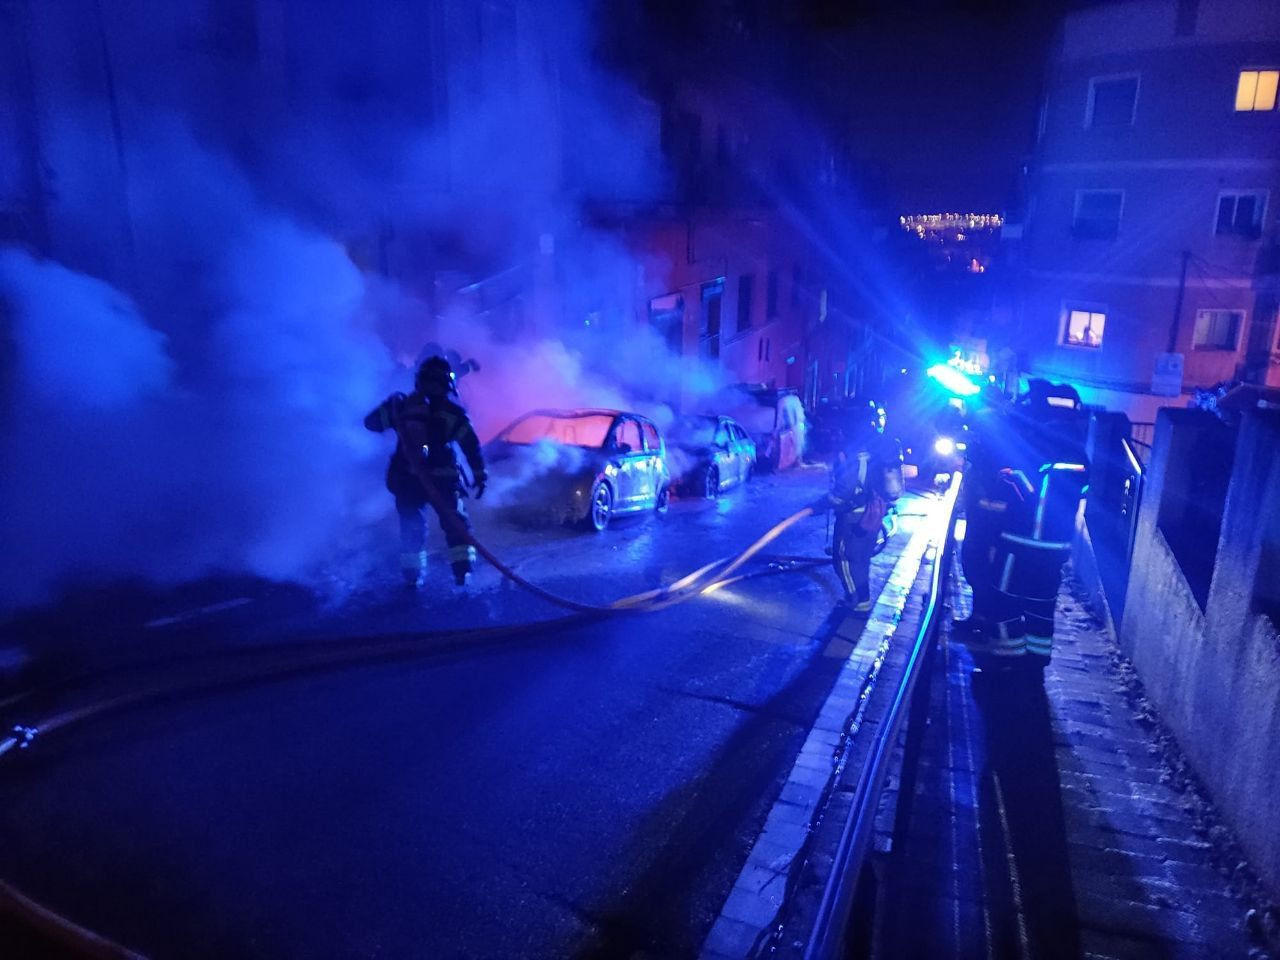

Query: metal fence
[[1128, 421, 1154, 469], [1080, 416, 1149, 625], [803, 474, 962, 960]]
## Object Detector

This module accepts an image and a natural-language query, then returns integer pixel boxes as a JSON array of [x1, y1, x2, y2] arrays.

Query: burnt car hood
[[483, 440, 604, 508]]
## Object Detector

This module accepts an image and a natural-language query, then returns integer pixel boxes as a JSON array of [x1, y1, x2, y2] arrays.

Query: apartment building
[[1011, 0, 1280, 419]]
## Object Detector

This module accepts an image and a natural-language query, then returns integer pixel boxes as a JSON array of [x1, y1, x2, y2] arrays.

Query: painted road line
[[144, 597, 254, 629]]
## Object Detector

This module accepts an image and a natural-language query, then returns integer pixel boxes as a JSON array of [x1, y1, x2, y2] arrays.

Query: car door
[[732, 422, 756, 480], [725, 422, 745, 485], [640, 419, 665, 503], [713, 419, 735, 489], [609, 417, 646, 511]]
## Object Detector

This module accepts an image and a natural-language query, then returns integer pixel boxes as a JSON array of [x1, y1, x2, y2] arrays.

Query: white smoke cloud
[[0, 119, 394, 609], [1, 251, 173, 409], [0, 2, 727, 611]]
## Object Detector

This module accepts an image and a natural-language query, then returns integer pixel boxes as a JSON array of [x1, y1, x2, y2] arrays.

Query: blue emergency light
[[926, 363, 980, 397]]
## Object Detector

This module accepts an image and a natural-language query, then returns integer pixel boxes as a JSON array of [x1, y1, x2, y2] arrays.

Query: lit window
[[1193, 310, 1243, 351], [1063, 308, 1105, 348], [1087, 76, 1139, 127], [1072, 191, 1123, 239], [1216, 192, 1266, 238], [1236, 70, 1279, 111]]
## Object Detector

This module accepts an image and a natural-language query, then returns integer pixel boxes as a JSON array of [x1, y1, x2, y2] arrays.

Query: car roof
[[520, 408, 665, 426], [524, 408, 624, 419]]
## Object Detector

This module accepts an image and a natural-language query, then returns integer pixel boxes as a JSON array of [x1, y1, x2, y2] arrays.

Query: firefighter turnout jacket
[[964, 408, 1088, 664], [364, 391, 487, 498]]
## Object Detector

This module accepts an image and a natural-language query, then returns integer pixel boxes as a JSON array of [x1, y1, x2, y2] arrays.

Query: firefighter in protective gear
[[828, 401, 903, 615], [961, 384, 1088, 666], [364, 356, 487, 588], [961, 383, 1087, 960]]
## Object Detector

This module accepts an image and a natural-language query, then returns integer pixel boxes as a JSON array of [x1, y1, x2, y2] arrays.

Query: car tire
[[588, 480, 613, 532], [654, 484, 671, 518], [704, 466, 720, 500]]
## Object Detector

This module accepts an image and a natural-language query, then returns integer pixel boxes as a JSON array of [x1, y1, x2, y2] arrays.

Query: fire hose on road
[[0, 498, 828, 762], [0, 498, 833, 959], [0, 441, 842, 959], [399, 422, 823, 615]]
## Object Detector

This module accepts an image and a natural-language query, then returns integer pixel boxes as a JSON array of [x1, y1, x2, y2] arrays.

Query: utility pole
[[1168, 249, 1191, 354]]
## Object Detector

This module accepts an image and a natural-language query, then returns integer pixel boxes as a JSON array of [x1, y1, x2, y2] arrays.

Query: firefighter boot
[[400, 551, 427, 590]]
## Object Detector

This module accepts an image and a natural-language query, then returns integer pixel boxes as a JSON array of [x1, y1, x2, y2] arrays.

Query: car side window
[[714, 423, 730, 446], [641, 421, 661, 452], [615, 418, 642, 452]]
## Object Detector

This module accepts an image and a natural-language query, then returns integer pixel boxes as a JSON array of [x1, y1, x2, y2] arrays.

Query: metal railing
[[1128, 421, 1155, 466], [1120, 435, 1147, 564], [803, 473, 962, 960]]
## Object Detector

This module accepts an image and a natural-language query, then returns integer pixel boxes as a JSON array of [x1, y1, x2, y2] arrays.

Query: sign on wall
[[1152, 352, 1184, 397]]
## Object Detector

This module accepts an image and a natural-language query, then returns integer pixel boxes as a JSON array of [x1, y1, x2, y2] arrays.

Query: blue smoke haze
[[0, 0, 706, 610]]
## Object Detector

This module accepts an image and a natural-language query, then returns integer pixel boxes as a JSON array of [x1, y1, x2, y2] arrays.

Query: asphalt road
[[0, 470, 932, 959]]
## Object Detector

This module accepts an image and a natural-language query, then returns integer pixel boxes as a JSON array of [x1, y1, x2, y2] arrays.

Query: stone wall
[[1118, 408, 1280, 893]]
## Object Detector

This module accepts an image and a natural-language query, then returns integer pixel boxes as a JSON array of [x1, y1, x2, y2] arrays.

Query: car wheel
[[654, 484, 671, 517], [704, 466, 720, 499], [589, 480, 613, 532]]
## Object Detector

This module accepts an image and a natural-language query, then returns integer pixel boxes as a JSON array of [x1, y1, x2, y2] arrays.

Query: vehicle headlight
[[934, 436, 957, 457]]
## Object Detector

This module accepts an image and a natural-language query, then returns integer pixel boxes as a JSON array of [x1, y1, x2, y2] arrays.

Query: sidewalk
[[880, 577, 1273, 959]]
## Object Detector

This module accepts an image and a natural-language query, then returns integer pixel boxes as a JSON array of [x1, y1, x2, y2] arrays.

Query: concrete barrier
[[1118, 408, 1280, 894]]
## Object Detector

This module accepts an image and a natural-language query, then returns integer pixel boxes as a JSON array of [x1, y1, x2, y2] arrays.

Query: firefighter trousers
[[394, 475, 477, 584], [832, 510, 874, 603], [978, 535, 1069, 666]]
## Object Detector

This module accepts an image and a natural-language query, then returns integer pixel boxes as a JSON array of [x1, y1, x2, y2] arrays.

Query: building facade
[[1, 0, 887, 414], [1010, 0, 1280, 420]]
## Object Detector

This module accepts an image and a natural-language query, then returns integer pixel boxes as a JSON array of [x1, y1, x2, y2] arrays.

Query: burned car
[[714, 385, 807, 472], [668, 414, 757, 499], [484, 409, 671, 531]]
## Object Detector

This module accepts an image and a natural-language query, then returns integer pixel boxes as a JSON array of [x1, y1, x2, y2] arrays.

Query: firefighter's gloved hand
[[474, 475, 487, 500]]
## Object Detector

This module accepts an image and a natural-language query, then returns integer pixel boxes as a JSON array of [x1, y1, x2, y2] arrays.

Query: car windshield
[[498, 413, 615, 448], [672, 416, 718, 446]]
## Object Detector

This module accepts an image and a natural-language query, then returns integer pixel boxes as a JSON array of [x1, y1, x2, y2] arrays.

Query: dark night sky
[[813, 0, 1070, 212], [623, 0, 1073, 213]]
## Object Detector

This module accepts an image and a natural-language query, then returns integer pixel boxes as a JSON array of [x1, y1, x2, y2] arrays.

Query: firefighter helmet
[[415, 356, 456, 396]]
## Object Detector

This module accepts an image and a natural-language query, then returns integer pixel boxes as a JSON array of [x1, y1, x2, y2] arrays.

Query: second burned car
[[484, 408, 672, 531], [668, 414, 757, 499]]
